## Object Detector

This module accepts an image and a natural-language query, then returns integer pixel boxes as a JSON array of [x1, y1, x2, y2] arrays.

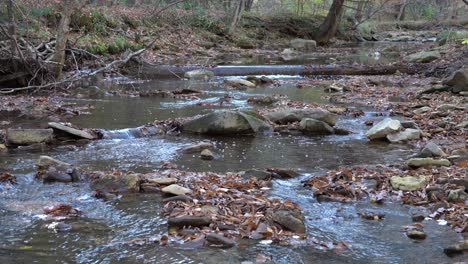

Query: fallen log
[[127, 62, 428, 79]]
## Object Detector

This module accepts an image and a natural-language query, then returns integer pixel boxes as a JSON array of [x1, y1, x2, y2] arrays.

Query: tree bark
[[230, 0, 246, 33], [315, 0, 345, 46], [50, 0, 74, 80], [397, 0, 407, 21], [7, 0, 17, 70]]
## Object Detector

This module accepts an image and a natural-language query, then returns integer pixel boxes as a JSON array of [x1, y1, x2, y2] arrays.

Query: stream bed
[[0, 42, 464, 263]]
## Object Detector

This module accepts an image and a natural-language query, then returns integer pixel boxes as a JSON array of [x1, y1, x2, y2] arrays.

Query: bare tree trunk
[[7, 0, 17, 70], [397, 0, 407, 21], [230, 0, 245, 33], [50, 0, 74, 80], [315, 0, 345, 46]]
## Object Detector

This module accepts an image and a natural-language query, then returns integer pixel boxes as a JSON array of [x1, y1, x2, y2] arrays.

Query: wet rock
[[290, 38, 316, 52], [358, 211, 385, 220], [200, 149, 215, 160], [147, 177, 178, 185], [447, 189, 467, 203], [47, 221, 72, 232], [184, 69, 214, 79], [406, 158, 451, 168], [386, 128, 421, 143], [246, 76, 274, 85], [271, 209, 306, 233], [168, 216, 211, 228], [182, 110, 272, 135], [268, 168, 300, 179], [404, 51, 441, 63], [299, 118, 334, 135], [390, 176, 427, 191], [43, 167, 72, 183], [181, 142, 214, 154], [48, 122, 94, 140], [91, 173, 141, 193], [241, 169, 272, 181], [455, 120, 468, 129], [224, 78, 256, 88], [206, 233, 236, 248], [444, 241, 468, 257], [436, 104, 457, 112], [443, 69, 468, 93], [420, 142, 446, 157], [247, 96, 278, 105], [163, 195, 193, 203], [400, 120, 419, 129], [36, 156, 71, 168], [265, 108, 337, 126], [365, 118, 402, 140], [406, 229, 427, 239], [6, 128, 53, 145], [0, 144, 6, 151], [413, 106, 431, 115], [161, 184, 192, 196], [334, 127, 352, 135]]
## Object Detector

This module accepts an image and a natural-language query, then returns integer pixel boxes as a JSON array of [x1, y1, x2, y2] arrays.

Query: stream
[[0, 41, 464, 263]]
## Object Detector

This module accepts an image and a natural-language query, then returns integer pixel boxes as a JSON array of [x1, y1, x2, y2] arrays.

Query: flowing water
[[0, 42, 464, 263]]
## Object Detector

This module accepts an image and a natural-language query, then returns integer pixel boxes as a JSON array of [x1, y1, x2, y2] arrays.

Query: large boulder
[[48, 122, 94, 140], [443, 69, 468, 93], [184, 69, 214, 79], [182, 110, 272, 135], [390, 176, 427, 191], [299, 118, 334, 135], [386, 128, 421, 143], [365, 118, 402, 140], [420, 142, 446, 157], [404, 51, 441, 63], [7, 128, 53, 145], [290, 38, 317, 52], [265, 108, 337, 126]]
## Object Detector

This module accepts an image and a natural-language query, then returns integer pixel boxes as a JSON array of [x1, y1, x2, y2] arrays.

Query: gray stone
[[7, 128, 53, 145], [147, 177, 178, 185], [161, 184, 192, 196], [390, 176, 427, 191], [182, 110, 272, 135], [91, 173, 141, 193], [365, 118, 402, 140], [168, 216, 211, 228], [200, 149, 215, 160], [443, 69, 468, 93], [455, 120, 468, 129], [436, 104, 457, 112], [163, 195, 193, 203], [406, 158, 451, 168], [290, 38, 317, 51], [400, 120, 419, 129], [420, 142, 446, 157], [404, 51, 441, 63], [444, 241, 468, 257], [299, 118, 334, 135], [386, 128, 421, 143], [43, 167, 72, 183], [36, 156, 71, 168], [206, 233, 236, 248], [447, 189, 467, 203], [241, 169, 272, 181], [265, 108, 337, 126], [184, 69, 214, 79], [413, 106, 431, 115], [406, 229, 427, 239], [271, 209, 306, 233], [224, 79, 256, 88], [48, 122, 94, 140], [181, 142, 214, 154]]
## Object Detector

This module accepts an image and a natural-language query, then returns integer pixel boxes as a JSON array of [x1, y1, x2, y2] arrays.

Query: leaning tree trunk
[[50, 0, 74, 80], [315, 0, 345, 46]]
